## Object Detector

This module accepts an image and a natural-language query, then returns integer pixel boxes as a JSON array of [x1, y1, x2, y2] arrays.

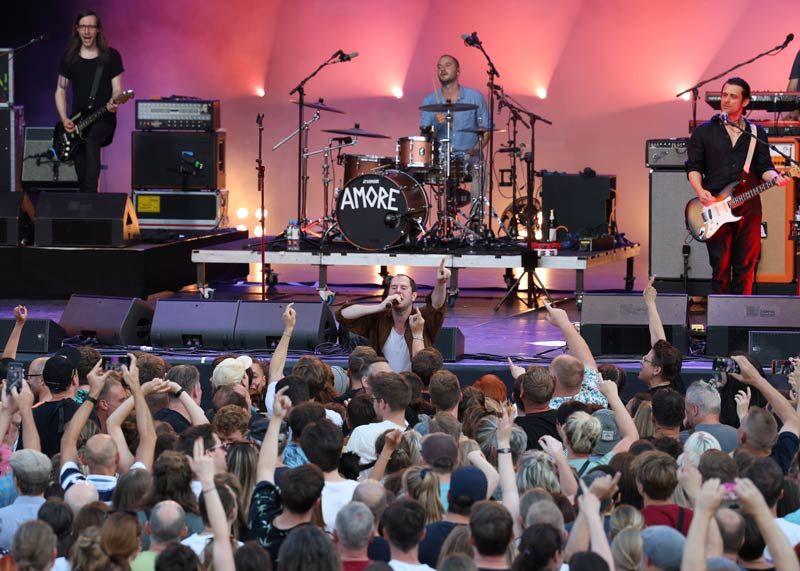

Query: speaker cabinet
[[21, 127, 78, 190], [706, 295, 800, 355], [0, 192, 34, 246], [235, 301, 337, 351], [0, 319, 65, 353], [0, 107, 24, 193], [132, 131, 225, 190], [433, 327, 465, 361], [758, 164, 795, 283], [749, 330, 800, 365], [580, 293, 688, 355], [34, 192, 140, 247], [151, 299, 240, 350], [59, 295, 154, 345], [541, 173, 615, 237]]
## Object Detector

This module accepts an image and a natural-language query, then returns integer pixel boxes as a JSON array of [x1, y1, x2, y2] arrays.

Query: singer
[[686, 77, 788, 294], [54, 9, 124, 192], [335, 260, 450, 372]]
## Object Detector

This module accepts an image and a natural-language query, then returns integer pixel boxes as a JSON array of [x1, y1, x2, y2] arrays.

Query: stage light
[[236, 207, 249, 220], [253, 225, 264, 237], [255, 86, 266, 98], [236, 224, 247, 231], [391, 86, 403, 99], [535, 87, 547, 99], [256, 208, 268, 221], [679, 90, 691, 101]]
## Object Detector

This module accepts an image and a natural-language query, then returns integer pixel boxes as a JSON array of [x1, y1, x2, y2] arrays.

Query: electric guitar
[[52, 89, 134, 161], [684, 166, 799, 242]]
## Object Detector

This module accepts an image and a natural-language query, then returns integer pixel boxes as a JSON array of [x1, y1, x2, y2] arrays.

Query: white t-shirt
[[181, 531, 244, 562], [383, 327, 411, 372], [389, 561, 435, 571], [765, 517, 800, 562], [322, 479, 359, 533], [346, 419, 407, 465]]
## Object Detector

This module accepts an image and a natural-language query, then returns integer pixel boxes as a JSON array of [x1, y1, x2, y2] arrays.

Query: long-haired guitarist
[[53, 10, 124, 193], [686, 77, 789, 295]]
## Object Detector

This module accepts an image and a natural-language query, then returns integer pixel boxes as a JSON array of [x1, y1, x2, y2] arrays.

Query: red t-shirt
[[641, 504, 694, 536], [342, 560, 371, 571]]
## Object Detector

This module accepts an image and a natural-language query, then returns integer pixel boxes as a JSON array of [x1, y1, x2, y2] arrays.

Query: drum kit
[[282, 99, 508, 252]]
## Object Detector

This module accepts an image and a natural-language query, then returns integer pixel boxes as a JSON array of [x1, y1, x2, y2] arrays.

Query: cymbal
[[322, 125, 390, 139], [460, 127, 506, 134], [291, 99, 345, 114], [419, 102, 479, 113]]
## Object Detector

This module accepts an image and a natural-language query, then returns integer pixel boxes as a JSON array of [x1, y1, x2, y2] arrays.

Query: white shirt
[[346, 419, 408, 465], [389, 561, 435, 571], [765, 517, 800, 562], [181, 531, 243, 562], [264, 381, 343, 426], [322, 479, 359, 533], [383, 327, 411, 372]]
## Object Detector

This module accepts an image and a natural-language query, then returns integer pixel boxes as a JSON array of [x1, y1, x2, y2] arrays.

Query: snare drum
[[396, 136, 434, 170], [339, 154, 393, 182], [337, 170, 429, 251]]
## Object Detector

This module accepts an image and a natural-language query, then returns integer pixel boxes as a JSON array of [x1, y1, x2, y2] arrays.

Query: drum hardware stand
[[465, 196, 510, 239], [301, 137, 358, 236], [494, 266, 554, 312], [497, 90, 529, 238], [255, 113, 269, 300]]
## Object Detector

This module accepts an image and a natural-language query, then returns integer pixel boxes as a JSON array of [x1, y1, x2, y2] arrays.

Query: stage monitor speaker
[[0, 107, 24, 193], [434, 327, 465, 361], [59, 295, 154, 346], [0, 192, 34, 246], [34, 192, 140, 247], [540, 172, 615, 237], [20, 127, 79, 190], [580, 293, 688, 355], [706, 295, 800, 356], [0, 319, 65, 353], [235, 301, 337, 351], [649, 169, 712, 280], [151, 299, 240, 350], [749, 330, 800, 365], [132, 131, 225, 190]]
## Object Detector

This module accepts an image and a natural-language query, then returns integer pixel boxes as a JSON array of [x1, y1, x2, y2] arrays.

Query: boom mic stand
[[256, 113, 267, 300]]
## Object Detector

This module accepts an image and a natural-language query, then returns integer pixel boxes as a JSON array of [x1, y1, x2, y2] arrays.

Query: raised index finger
[[648, 275, 656, 287], [440, 257, 446, 269]]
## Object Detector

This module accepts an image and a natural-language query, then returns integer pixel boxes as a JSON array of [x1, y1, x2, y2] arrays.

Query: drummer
[[419, 54, 490, 163]]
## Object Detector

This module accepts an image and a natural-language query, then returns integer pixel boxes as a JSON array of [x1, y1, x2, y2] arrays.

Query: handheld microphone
[[338, 51, 359, 62], [461, 32, 479, 47]]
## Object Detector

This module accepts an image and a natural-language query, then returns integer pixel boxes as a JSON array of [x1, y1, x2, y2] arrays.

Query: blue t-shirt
[[419, 86, 490, 154]]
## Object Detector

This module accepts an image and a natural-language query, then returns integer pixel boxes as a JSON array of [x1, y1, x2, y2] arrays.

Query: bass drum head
[[337, 170, 428, 251]]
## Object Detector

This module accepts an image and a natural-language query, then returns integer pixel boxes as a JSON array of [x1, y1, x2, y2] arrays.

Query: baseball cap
[[42, 355, 77, 392], [9, 449, 52, 485], [592, 408, 621, 456], [448, 466, 488, 506], [54, 346, 81, 368], [212, 356, 253, 388], [641, 526, 685, 571], [420, 433, 458, 471]]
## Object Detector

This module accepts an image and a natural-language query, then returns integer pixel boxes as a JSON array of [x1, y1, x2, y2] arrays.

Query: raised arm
[[643, 276, 667, 344], [11, 381, 38, 452], [597, 377, 639, 454], [60, 360, 109, 467], [164, 380, 209, 426], [682, 478, 725, 571], [577, 483, 614, 570], [431, 258, 451, 311], [268, 303, 295, 383], [497, 406, 521, 538], [731, 355, 800, 434], [466, 450, 500, 500], [372, 429, 402, 482], [409, 308, 426, 358], [122, 355, 156, 470], [339, 296, 398, 321], [544, 302, 596, 369], [539, 436, 578, 502], [1, 306, 27, 359], [257, 387, 291, 484]]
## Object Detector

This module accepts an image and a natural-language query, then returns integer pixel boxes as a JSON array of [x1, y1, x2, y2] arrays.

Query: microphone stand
[[676, 36, 793, 127], [289, 52, 341, 226], [9, 34, 46, 61], [256, 114, 267, 301], [497, 90, 529, 238]]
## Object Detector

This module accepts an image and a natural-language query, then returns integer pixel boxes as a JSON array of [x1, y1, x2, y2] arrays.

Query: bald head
[[83, 434, 118, 471], [27, 357, 50, 398], [64, 481, 99, 515], [150, 500, 187, 545], [352, 479, 388, 524], [550, 355, 585, 391]]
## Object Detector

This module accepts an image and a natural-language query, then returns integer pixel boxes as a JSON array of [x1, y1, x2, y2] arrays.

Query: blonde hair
[[609, 505, 644, 539], [402, 466, 444, 524], [632, 401, 654, 439], [679, 431, 721, 467], [611, 527, 643, 571], [457, 438, 481, 468], [516, 451, 561, 495], [563, 412, 601, 454]]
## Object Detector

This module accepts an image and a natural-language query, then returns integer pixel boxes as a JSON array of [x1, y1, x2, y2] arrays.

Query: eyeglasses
[[76, 25, 98, 31], [641, 356, 653, 365]]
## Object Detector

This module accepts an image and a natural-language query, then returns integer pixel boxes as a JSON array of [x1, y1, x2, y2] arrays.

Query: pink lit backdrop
[[94, 0, 799, 290]]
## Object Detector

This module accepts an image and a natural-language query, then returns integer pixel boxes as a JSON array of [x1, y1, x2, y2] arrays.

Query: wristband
[[175, 388, 185, 399], [412, 336, 423, 341], [496, 448, 512, 454], [202, 487, 216, 494], [84, 395, 98, 406]]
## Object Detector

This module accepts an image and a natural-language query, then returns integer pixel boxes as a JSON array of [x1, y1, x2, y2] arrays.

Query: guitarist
[[686, 77, 789, 295], [53, 10, 124, 193]]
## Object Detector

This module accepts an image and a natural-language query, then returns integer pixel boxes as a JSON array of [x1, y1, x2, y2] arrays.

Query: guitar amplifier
[[646, 138, 689, 169], [136, 99, 221, 131], [132, 131, 225, 190]]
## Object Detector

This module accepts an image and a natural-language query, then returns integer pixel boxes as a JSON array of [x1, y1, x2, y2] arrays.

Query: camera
[[712, 357, 740, 374]]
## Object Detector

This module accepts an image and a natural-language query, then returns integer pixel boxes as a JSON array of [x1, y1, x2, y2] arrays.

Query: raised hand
[[10, 380, 34, 413], [577, 479, 601, 515], [497, 404, 514, 448], [189, 437, 215, 487], [507, 357, 526, 380], [384, 429, 403, 453], [409, 308, 425, 336], [538, 435, 564, 459], [596, 377, 619, 399], [437, 257, 451, 283], [273, 386, 292, 421], [589, 472, 621, 501], [678, 463, 702, 498], [643, 276, 657, 305], [543, 301, 570, 329], [87, 359, 111, 396], [734, 387, 751, 422], [734, 478, 769, 517], [384, 293, 402, 309], [282, 302, 296, 330], [121, 353, 141, 392], [729, 355, 762, 385], [13, 306, 27, 325]]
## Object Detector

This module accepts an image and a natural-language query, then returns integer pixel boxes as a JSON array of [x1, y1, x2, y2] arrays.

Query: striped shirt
[[60, 460, 147, 503]]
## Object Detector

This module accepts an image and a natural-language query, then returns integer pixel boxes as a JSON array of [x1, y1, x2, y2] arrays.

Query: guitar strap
[[742, 121, 758, 174], [86, 62, 105, 110]]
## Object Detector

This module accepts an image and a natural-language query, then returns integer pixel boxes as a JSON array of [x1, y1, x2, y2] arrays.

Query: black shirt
[[686, 120, 775, 193], [32, 399, 84, 458], [58, 48, 124, 118], [153, 408, 191, 434], [419, 521, 459, 567], [514, 410, 561, 450]]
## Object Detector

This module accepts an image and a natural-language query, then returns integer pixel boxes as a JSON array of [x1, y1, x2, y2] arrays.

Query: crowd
[[0, 277, 798, 571]]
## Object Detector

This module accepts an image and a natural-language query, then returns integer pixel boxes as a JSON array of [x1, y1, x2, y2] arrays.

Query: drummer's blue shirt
[[419, 86, 490, 154]]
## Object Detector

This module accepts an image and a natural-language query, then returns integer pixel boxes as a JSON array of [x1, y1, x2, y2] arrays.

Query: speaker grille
[[52, 219, 113, 246]]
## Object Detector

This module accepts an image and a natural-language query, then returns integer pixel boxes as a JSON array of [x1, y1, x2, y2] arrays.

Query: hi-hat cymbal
[[291, 99, 345, 114], [419, 102, 479, 113], [322, 124, 390, 139], [460, 127, 506, 134]]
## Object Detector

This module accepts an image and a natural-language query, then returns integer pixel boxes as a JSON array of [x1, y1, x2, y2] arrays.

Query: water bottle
[[547, 209, 557, 242], [286, 220, 300, 251]]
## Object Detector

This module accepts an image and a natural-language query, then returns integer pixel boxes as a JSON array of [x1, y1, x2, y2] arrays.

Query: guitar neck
[[76, 106, 109, 131], [729, 177, 779, 208]]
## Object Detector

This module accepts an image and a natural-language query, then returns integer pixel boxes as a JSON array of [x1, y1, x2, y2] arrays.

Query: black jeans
[[72, 121, 115, 193]]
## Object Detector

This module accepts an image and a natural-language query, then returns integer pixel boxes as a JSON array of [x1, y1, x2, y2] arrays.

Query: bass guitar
[[52, 89, 134, 161], [684, 166, 799, 242]]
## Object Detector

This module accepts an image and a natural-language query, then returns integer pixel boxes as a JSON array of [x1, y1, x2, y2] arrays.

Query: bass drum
[[336, 170, 429, 251]]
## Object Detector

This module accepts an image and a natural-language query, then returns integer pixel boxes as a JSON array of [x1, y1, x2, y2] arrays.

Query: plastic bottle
[[548, 209, 557, 242], [287, 220, 300, 251]]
